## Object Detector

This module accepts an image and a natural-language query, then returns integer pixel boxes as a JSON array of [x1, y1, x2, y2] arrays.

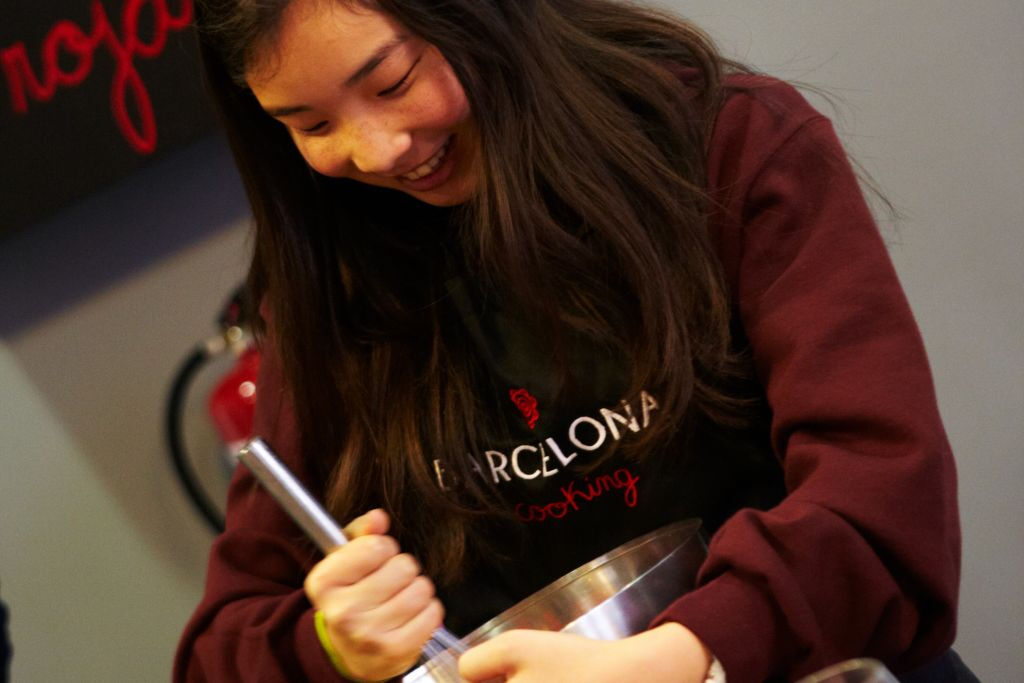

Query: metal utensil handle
[[239, 438, 347, 552], [237, 437, 467, 662]]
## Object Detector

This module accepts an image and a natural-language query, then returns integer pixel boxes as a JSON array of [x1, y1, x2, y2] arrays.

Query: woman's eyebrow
[[265, 104, 312, 118], [345, 33, 409, 87]]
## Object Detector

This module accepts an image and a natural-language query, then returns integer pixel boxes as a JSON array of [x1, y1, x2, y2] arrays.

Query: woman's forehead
[[245, 0, 399, 87]]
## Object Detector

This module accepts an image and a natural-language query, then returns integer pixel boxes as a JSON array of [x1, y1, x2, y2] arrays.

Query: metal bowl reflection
[[404, 518, 706, 682]]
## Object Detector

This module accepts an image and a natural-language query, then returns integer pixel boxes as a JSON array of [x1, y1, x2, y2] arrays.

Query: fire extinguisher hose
[[166, 343, 226, 533]]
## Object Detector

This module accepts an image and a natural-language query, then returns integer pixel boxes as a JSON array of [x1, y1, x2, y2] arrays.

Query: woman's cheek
[[432, 53, 471, 123], [295, 137, 343, 179], [295, 139, 326, 175]]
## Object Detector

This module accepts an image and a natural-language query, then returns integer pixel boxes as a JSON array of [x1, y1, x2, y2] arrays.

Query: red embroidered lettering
[[612, 469, 639, 507], [514, 467, 640, 523]]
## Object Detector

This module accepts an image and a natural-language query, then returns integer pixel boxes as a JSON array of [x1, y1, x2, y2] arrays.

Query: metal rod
[[239, 438, 347, 552]]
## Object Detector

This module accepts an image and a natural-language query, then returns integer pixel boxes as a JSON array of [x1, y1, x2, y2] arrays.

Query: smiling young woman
[[176, 1, 965, 681]]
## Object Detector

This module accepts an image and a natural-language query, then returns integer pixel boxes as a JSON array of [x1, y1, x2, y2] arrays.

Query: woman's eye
[[377, 56, 421, 97], [299, 121, 328, 134]]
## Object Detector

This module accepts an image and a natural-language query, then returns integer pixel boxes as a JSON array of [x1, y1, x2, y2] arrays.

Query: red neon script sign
[[1, 0, 194, 155]]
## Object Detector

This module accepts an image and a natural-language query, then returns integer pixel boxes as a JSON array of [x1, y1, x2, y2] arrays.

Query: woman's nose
[[341, 120, 412, 176], [304, 119, 413, 179]]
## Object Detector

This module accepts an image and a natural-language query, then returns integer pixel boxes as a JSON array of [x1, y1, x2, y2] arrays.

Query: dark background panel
[[1, 0, 217, 235]]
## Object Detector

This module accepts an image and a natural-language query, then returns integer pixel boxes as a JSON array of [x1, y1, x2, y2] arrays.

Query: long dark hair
[[195, 0, 751, 581]]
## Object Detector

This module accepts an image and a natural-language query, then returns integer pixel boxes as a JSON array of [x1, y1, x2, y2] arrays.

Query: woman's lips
[[397, 135, 456, 191]]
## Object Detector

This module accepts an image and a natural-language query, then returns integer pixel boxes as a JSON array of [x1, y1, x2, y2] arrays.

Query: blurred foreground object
[[797, 659, 897, 683]]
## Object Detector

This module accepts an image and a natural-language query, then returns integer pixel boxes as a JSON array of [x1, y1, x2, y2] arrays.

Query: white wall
[[0, 2, 1020, 681], [0, 138, 251, 681]]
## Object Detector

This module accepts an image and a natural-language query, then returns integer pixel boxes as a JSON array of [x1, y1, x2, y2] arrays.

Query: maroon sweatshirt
[[174, 75, 960, 682]]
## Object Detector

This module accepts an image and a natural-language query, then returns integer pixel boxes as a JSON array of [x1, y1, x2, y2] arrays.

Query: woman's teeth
[[400, 138, 450, 181]]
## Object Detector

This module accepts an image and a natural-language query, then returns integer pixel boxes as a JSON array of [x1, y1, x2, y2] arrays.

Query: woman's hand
[[304, 509, 444, 682], [458, 623, 712, 683]]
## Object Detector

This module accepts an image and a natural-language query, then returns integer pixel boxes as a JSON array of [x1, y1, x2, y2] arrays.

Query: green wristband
[[314, 609, 350, 676], [315, 609, 415, 682], [315, 609, 384, 682]]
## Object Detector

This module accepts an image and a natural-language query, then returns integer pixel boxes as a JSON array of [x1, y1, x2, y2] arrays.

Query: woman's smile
[[397, 135, 451, 181], [397, 134, 460, 191]]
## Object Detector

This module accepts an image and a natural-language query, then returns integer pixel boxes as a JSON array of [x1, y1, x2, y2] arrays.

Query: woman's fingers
[[317, 580, 441, 649], [344, 508, 390, 538], [305, 534, 399, 597], [458, 630, 526, 681], [312, 554, 436, 629], [317, 550, 427, 612], [359, 573, 437, 632], [350, 552, 422, 604], [460, 626, 712, 683], [382, 596, 444, 653]]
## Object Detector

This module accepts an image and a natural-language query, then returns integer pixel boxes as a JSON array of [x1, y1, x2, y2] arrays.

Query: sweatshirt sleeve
[[652, 79, 961, 681], [173, 327, 348, 682]]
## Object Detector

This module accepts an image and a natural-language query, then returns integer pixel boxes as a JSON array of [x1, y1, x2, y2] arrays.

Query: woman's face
[[246, 0, 479, 206]]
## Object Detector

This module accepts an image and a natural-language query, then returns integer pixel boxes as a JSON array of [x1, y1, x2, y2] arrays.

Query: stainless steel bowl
[[404, 518, 706, 682]]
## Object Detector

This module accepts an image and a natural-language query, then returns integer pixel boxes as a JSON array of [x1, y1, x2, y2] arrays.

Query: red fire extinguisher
[[166, 286, 261, 533], [207, 345, 261, 454]]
